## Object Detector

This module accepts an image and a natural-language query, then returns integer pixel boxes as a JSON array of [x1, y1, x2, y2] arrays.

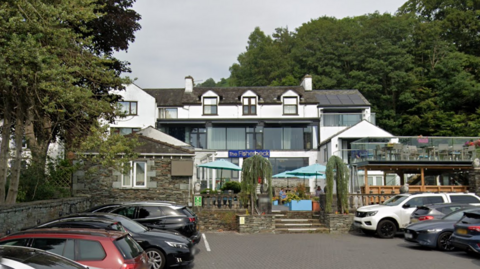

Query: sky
[[114, 0, 408, 89]]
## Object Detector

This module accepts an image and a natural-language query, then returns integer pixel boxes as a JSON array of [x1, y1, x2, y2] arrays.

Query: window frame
[[111, 127, 141, 136], [283, 97, 298, 115], [203, 97, 218, 115], [158, 107, 178, 119], [242, 97, 257, 115], [121, 161, 148, 188], [118, 101, 138, 116]]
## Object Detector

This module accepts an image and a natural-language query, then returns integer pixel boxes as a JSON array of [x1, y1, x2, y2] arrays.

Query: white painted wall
[[110, 84, 157, 129]]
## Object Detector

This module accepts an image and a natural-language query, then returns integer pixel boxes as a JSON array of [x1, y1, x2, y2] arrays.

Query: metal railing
[[321, 113, 376, 127], [197, 192, 247, 210]]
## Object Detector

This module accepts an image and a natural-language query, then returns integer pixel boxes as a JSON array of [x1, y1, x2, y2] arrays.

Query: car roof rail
[[11, 228, 123, 238]]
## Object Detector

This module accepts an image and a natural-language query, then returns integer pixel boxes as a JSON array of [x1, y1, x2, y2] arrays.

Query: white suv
[[353, 192, 480, 238]]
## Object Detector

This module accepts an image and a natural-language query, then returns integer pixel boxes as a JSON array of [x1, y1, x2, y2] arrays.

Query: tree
[[325, 156, 349, 214], [240, 155, 272, 213], [197, 78, 217, 87], [0, 0, 135, 204]]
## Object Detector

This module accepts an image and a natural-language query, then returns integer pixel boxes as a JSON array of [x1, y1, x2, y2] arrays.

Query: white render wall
[[177, 104, 318, 119], [111, 84, 157, 129]]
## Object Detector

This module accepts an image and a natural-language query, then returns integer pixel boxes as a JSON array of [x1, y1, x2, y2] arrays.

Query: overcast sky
[[114, 0, 407, 88]]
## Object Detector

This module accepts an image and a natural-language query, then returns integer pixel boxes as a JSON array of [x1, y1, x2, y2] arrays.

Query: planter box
[[284, 202, 290, 207], [272, 200, 279, 206], [289, 200, 312, 211]]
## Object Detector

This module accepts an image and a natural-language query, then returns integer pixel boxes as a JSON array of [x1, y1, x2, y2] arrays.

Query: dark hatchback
[[0, 245, 90, 269], [86, 202, 201, 244], [410, 203, 477, 224], [31, 213, 195, 269], [450, 211, 480, 254], [405, 207, 480, 251]]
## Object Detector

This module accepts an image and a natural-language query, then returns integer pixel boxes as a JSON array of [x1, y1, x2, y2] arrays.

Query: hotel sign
[[228, 150, 270, 158]]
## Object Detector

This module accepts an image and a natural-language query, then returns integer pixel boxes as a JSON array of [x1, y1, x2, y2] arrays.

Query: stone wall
[[236, 214, 275, 234], [469, 167, 480, 195], [319, 212, 355, 234], [73, 157, 192, 206], [196, 210, 246, 232], [0, 196, 91, 236]]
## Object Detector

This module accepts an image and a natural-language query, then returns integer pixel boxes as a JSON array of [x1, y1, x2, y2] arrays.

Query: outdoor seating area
[[348, 136, 480, 163]]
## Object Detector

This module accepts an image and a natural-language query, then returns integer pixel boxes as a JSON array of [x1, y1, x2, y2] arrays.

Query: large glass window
[[227, 127, 246, 149], [188, 128, 206, 148], [264, 127, 304, 150], [208, 127, 226, 149], [269, 158, 308, 176], [158, 108, 178, 119], [246, 127, 263, 150], [243, 97, 256, 115], [283, 97, 298, 115], [203, 97, 218, 115], [118, 101, 137, 115]]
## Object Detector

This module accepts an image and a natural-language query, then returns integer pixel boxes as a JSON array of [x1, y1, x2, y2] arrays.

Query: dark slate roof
[[132, 134, 194, 155], [143, 87, 369, 107], [313, 90, 370, 106]]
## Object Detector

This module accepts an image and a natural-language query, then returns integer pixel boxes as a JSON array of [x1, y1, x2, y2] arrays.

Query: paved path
[[183, 232, 480, 269]]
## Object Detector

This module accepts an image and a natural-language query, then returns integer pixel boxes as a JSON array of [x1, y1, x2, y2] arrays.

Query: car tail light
[[189, 217, 195, 222], [418, 216, 434, 221], [122, 259, 138, 269], [468, 226, 480, 232]]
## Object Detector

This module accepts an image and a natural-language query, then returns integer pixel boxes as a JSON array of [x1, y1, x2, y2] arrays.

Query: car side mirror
[[402, 203, 410, 208]]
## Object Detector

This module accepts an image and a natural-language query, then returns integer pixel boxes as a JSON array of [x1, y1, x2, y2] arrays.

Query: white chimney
[[300, 74, 312, 91], [185, 76, 194, 92]]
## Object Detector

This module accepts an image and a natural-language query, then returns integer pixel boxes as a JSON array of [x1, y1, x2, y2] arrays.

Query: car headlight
[[427, 229, 443, 233], [166, 241, 189, 249], [366, 211, 378, 216]]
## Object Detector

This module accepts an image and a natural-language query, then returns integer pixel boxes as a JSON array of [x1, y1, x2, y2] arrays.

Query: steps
[[274, 213, 329, 234]]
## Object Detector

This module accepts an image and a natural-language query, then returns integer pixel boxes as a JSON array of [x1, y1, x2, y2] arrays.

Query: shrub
[[220, 181, 241, 193], [200, 188, 218, 194]]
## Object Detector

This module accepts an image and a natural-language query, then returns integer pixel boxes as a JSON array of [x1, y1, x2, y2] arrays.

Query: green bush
[[200, 188, 218, 194], [220, 181, 241, 193]]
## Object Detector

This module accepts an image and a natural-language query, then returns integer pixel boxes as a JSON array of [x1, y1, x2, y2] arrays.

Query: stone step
[[275, 218, 319, 222], [275, 227, 329, 234]]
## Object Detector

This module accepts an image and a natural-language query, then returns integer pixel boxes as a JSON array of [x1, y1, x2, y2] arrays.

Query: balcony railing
[[339, 136, 480, 163], [322, 113, 375, 127]]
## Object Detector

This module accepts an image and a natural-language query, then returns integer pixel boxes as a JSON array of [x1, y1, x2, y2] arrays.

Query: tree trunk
[[5, 109, 25, 204], [0, 107, 12, 204], [24, 109, 51, 176]]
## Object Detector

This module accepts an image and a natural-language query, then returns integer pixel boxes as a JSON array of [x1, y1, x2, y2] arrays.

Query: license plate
[[457, 228, 468, 235], [404, 233, 413, 239], [354, 222, 361, 227], [410, 219, 418, 224]]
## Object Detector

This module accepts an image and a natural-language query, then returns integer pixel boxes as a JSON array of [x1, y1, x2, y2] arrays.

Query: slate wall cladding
[[73, 156, 192, 206], [469, 167, 480, 195], [319, 212, 355, 234], [0, 196, 91, 237], [236, 214, 275, 234], [196, 210, 246, 232]]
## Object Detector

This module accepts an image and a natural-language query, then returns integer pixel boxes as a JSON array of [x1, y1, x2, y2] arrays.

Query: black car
[[410, 203, 477, 223], [404, 207, 480, 251], [31, 213, 194, 269], [0, 245, 90, 269], [86, 202, 201, 244]]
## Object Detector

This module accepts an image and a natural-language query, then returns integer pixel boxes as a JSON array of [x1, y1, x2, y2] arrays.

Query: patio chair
[[438, 144, 449, 160], [464, 145, 476, 160], [375, 145, 386, 160], [449, 144, 463, 160], [400, 145, 411, 160], [408, 146, 420, 160], [392, 144, 403, 160]]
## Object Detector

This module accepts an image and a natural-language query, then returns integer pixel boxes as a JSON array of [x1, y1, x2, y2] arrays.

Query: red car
[[0, 228, 149, 269]]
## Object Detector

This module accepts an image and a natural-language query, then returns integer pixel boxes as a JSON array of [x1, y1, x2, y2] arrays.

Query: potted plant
[[311, 196, 320, 212]]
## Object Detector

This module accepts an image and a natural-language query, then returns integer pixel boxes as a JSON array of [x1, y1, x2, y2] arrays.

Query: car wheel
[[437, 232, 454, 251], [376, 220, 397, 238], [362, 229, 376, 236], [146, 248, 166, 269]]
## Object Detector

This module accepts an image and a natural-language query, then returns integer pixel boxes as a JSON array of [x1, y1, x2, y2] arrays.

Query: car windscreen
[[443, 208, 480, 221], [114, 235, 144, 260], [114, 217, 148, 233], [382, 195, 408, 206], [0, 247, 86, 269], [412, 206, 431, 215], [182, 207, 196, 217]]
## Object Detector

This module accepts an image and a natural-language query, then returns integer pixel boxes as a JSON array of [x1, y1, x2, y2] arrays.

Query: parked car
[[354, 192, 480, 238], [0, 228, 149, 269], [404, 207, 480, 250], [85, 202, 201, 244], [32, 213, 195, 269], [410, 203, 477, 223], [450, 211, 480, 254], [0, 245, 91, 269]]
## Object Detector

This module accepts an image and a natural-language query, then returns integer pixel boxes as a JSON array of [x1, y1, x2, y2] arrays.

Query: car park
[[404, 207, 480, 250], [409, 203, 477, 223], [0, 245, 91, 269], [354, 192, 480, 238], [32, 213, 195, 269], [0, 228, 149, 269], [450, 211, 480, 254], [86, 202, 201, 244]]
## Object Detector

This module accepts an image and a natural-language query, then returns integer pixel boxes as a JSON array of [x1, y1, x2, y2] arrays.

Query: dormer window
[[203, 97, 218, 115], [283, 97, 298, 115], [243, 97, 256, 115]]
